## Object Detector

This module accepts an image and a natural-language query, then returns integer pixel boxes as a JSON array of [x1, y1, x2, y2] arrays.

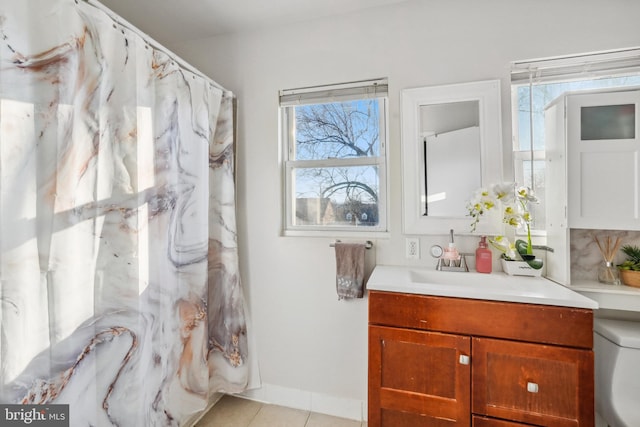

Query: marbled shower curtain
[[0, 1, 251, 425]]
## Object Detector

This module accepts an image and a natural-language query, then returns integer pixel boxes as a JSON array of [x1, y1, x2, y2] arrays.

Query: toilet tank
[[594, 319, 640, 349], [594, 318, 640, 427]]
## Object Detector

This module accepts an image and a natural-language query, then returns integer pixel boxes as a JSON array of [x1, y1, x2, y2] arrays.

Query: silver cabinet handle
[[527, 382, 539, 393], [459, 355, 470, 365]]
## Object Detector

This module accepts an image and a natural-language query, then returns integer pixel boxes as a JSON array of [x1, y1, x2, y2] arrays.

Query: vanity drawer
[[473, 416, 531, 426], [472, 337, 594, 427], [368, 291, 593, 348]]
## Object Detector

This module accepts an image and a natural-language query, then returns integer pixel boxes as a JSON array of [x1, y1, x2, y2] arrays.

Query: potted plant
[[617, 244, 640, 288], [468, 183, 543, 275]]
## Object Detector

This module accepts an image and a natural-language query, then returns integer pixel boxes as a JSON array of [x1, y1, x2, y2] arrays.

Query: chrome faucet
[[434, 252, 470, 272], [431, 229, 469, 272]]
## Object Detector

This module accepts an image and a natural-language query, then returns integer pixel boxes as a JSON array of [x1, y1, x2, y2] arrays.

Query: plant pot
[[618, 269, 640, 288], [501, 258, 542, 277]]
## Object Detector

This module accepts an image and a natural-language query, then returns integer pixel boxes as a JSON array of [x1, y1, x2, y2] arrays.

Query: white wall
[[170, 0, 640, 419]]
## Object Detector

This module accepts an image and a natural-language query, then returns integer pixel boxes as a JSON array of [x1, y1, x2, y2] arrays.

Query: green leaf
[[515, 239, 529, 255], [621, 245, 640, 264], [515, 239, 543, 270], [526, 258, 544, 270]]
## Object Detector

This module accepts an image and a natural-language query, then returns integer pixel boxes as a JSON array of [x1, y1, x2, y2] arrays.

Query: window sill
[[282, 229, 390, 240]]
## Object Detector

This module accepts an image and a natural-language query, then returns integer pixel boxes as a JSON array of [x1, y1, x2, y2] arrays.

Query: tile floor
[[196, 395, 367, 427]]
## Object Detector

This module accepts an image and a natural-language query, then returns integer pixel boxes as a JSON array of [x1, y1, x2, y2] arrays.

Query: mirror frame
[[401, 79, 503, 235]]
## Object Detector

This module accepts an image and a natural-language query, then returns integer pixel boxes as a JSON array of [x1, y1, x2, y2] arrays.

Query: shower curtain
[[0, 1, 252, 425]]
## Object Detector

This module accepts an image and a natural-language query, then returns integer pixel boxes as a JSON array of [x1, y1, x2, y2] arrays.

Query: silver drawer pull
[[459, 355, 470, 365], [527, 382, 539, 393]]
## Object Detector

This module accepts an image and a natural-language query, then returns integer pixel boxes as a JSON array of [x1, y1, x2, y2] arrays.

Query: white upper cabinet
[[545, 87, 640, 284], [546, 87, 640, 231], [567, 88, 640, 230]]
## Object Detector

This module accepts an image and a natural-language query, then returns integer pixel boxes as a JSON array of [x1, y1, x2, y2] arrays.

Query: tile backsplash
[[570, 229, 640, 281]]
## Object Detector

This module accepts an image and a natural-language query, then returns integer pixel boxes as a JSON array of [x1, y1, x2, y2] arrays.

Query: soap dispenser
[[443, 229, 460, 266], [476, 236, 492, 273]]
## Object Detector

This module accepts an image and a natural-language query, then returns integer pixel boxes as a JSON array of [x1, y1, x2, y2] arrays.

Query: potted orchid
[[467, 183, 543, 274]]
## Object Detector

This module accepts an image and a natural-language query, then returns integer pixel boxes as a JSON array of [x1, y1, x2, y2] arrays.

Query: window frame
[[279, 79, 390, 236]]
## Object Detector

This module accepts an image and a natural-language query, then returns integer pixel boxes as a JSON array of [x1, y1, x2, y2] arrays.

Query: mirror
[[422, 100, 480, 217], [401, 80, 503, 235]]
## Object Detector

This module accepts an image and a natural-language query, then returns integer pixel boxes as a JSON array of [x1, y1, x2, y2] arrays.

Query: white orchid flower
[[489, 235, 517, 260], [492, 182, 515, 201], [505, 241, 517, 260], [503, 203, 525, 228], [467, 187, 498, 232], [469, 182, 539, 257], [515, 185, 538, 203]]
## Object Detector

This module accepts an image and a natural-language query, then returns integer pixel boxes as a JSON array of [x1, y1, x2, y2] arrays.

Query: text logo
[[0, 405, 69, 426]]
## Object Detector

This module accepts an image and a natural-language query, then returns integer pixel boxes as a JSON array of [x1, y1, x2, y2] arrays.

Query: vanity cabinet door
[[368, 325, 471, 427], [472, 337, 594, 427]]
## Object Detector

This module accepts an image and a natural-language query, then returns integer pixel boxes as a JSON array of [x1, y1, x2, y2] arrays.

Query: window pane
[[581, 104, 635, 140], [522, 159, 546, 230], [293, 166, 379, 227], [293, 99, 380, 160]]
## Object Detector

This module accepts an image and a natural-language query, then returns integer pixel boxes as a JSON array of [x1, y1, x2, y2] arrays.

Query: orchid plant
[[467, 183, 538, 260]]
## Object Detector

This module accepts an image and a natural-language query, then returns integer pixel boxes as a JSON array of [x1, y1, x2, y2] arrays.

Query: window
[[511, 48, 640, 232], [280, 79, 389, 234]]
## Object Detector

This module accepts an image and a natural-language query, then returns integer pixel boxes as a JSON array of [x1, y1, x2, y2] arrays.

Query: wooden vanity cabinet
[[368, 290, 594, 427]]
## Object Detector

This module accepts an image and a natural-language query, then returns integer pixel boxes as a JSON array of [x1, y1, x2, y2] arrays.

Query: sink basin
[[410, 268, 532, 288], [367, 265, 598, 309], [409, 268, 544, 296], [409, 269, 507, 286]]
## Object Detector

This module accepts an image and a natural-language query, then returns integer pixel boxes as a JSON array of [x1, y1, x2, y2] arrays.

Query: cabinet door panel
[[567, 89, 640, 230], [472, 337, 594, 427], [369, 325, 471, 427]]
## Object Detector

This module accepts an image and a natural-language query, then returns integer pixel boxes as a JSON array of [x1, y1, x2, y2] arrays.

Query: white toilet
[[594, 318, 640, 427]]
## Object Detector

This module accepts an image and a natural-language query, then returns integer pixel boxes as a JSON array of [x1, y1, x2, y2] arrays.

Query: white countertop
[[567, 279, 640, 311], [367, 265, 599, 309]]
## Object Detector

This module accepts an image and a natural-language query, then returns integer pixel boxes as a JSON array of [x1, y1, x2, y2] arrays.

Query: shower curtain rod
[[81, 0, 228, 94]]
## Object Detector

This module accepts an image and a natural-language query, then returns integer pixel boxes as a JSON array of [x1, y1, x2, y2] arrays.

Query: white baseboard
[[239, 383, 366, 421]]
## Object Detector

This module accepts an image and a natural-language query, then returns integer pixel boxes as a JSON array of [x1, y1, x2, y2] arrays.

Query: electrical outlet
[[406, 237, 420, 259]]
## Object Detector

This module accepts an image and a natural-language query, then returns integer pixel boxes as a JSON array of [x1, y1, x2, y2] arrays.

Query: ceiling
[[98, 0, 410, 45]]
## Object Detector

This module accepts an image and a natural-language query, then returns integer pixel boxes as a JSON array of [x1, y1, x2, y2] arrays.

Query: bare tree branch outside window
[[291, 99, 382, 227]]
